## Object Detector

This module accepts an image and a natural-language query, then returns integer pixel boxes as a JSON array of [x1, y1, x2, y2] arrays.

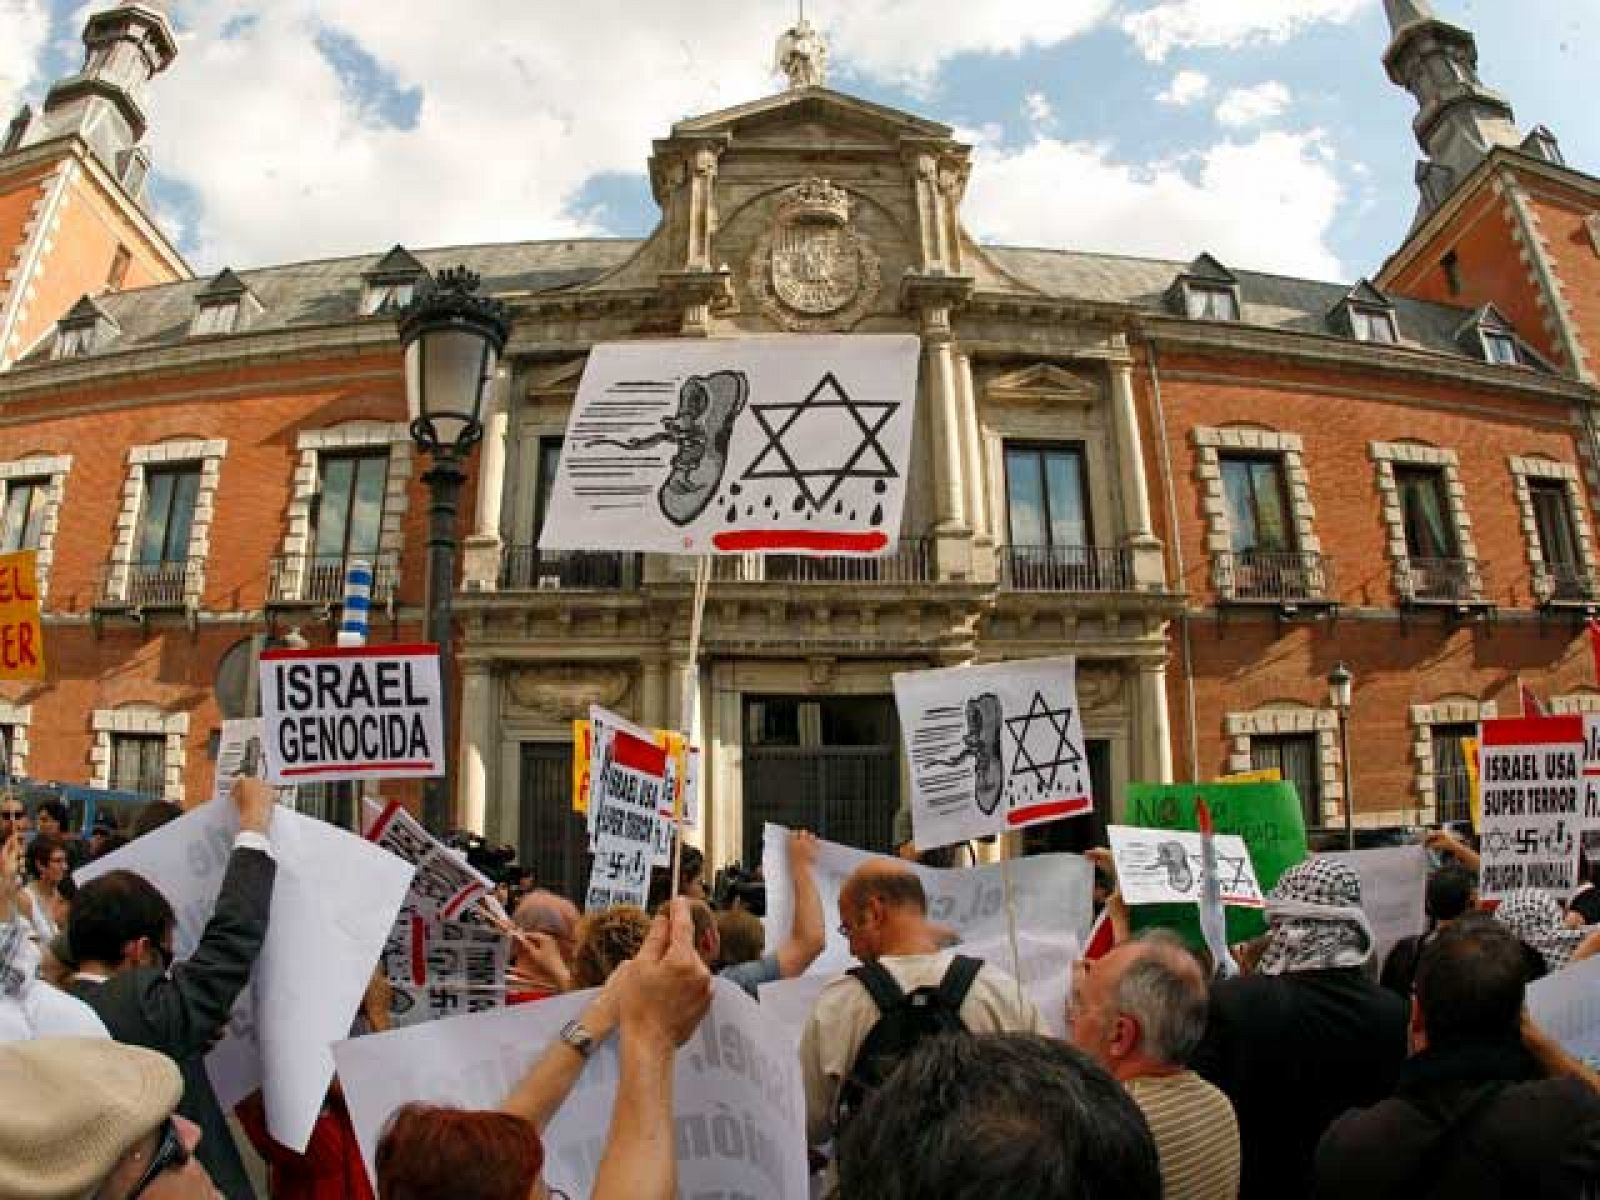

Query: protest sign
[[210, 718, 297, 808], [1323, 844, 1429, 966], [335, 978, 809, 1198], [258, 644, 445, 784], [1123, 782, 1309, 945], [1216, 768, 1281, 784], [382, 914, 507, 1027], [1464, 734, 1482, 831], [585, 707, 668, 910], [367, 799, 492, 921], [1107, 825, 1265, 908], [0, 550, 43, 680], [894, 656, 1091, 850], [1582, 715, 1600, 848], [1477, 715, 1584, 899], [536, 335, 919, 557], [77, 798, 413, 1152], [1527, 954, 1600, 1068], [759, 823, 1093, 978]]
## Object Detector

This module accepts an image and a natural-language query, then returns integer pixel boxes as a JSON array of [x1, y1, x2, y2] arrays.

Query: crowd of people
[[1, 779, 1599, 1198]]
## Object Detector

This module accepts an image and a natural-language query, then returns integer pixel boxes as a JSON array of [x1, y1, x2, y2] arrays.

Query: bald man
[[507, 889, 581, 1002], [799, 859, 1041, 1152]]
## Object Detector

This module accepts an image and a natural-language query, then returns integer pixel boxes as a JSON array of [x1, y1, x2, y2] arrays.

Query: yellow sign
[[0, 551, 44, 680], [1463, 736, 1481, 831], [573, 720, 691, 817], [1215, 768, 1282, 784]]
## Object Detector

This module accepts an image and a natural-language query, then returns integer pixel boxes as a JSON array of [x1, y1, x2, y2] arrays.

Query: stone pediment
[[670, 87, 952, 143], [986, 363, 1097, 399]]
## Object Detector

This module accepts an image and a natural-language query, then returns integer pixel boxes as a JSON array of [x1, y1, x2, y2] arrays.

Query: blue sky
[[3, 1, 1596, 284]]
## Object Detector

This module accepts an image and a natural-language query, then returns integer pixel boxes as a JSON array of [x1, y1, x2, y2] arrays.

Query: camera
[[446, 830, 518, 883], [712, 863, 767, 917]]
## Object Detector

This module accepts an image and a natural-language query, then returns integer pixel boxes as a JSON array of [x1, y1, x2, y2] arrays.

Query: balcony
[[1213, 550, 1335, 611], [1533, 562, 1599, 610], [999, 545, 1133, 592], [500, 547, 640, 591], [1398, 556, 1488, 607], [268, 552, 399, 610], [94, 558, 202, 612], [712, 538, 933, 585]]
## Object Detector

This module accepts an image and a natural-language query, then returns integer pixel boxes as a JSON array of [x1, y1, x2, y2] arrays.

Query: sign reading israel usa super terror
[[259, 645, 445, 784], [1478, 715, 1584, 899]]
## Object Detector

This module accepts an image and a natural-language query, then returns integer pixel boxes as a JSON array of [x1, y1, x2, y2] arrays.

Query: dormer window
[[189, 267, 261, 338], [1456, 305, 1528, 368], [1351, 306, 1398, 344], [192, 300, 238, 336], [1185, 284, 1240, 321], [1522, 126, 1564, 167], [363, 279, 415, 316], [361, 244, 428, 318], [52, 324, 96, 359], [49, 294, 117, 360], [1482, 330, 1519, 365]]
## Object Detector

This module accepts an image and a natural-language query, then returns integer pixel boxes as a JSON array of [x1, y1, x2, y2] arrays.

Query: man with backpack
[[798, 860, 1042, 1153]]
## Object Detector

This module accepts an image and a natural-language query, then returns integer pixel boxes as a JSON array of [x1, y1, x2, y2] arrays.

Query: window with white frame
[[191, 301, 239, 336], [1483, 330, 1520, 365], [109, 734, 166, 798], [1410, 698, 1497, 824], [0, 708, 24, 781], [362, 279, 416, 316], [1350, 305, 1398, 344], [1225, 705, 1342, 829], [105, 441, 227, 609], [1371, 442, 1481, 603], [1509, 456, 1597, 604], [51, 324, 96, 359], [1185, 283, 1240, 321], [0, 478, 49, 552], [91, 708, 187, 803], [1194, 427, 1325, 602]]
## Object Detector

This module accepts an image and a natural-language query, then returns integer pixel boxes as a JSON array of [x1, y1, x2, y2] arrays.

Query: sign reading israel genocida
[[1478, 714, 1584, 899], [259, 645, 445, 784]]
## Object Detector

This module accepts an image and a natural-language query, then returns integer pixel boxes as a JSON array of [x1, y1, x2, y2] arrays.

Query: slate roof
[[13, 236, 1516, 369]]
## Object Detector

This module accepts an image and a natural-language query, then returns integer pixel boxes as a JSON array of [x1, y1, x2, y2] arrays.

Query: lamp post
[[1328, 661, 1354, 850], [399, 267, 509, 832]]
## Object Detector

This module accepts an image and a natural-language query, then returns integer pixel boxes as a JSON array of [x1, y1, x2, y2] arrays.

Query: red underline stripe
[[261, 644, 439, 661], [711, 530, 890, 553], [1007, 797, 1092, 826], [280, 762, 436, 777]]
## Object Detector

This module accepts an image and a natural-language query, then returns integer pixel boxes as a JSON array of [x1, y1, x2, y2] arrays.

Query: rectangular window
[[533, 438, 564, 538], [135, 466, 201, 564], [52, 326, 95, 359], [1395, 465, 1457, 560], [1251, 733, 1322, 827], [1220, 455, 1294, 553], [1004, 443, 1090, 550], [1441, 251, 1461, 297], [108, 733, 165, 798], [192, 302, 238, 336], [1351, 307, 1397, 344], [1430, 722, 1476, 826], [363, 281, 415, 316], [0, 724, 14, 780], [0, 478, 49, 552], [1483, 331, 1520, 365], [1185, 285, 1239, 321], [312, 451, 389, 562], [107, 245, 131, 292]]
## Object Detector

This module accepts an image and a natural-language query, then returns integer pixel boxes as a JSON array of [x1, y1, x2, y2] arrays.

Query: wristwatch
[[559, 1019, 595, 1059]]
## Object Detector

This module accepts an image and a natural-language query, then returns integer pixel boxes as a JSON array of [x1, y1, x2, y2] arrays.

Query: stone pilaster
[[462, 368, 510, 591], [457, 660, 493, 835]]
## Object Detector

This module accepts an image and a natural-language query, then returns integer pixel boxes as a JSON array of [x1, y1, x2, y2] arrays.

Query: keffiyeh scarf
[[1494, 887, 1591, 973], [1256, 857, 1375, 976]]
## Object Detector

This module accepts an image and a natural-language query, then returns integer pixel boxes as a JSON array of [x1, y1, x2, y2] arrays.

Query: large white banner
[[77, 800, 413, 1152], [537, 335, 919, 557], [758, 930, 1079, 1045], [334, 979, 809, 1198], [259, 644, 446, 784], [1323, 844, 1430, 967], [1528, 954, 1600, 1067], [894, 656, 1092, 850], [760, 823, 1093, 978], [1108, 825, 1264, 909], [1478, 715, 1584, 898]]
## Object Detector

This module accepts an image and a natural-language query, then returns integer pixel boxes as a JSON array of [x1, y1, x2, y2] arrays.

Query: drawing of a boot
[[1156, 842, 1195, 892], [658, 370, 748, 526], [968, 693, 1005, 815]]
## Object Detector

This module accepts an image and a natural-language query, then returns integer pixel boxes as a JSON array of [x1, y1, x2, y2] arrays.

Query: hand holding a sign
[[233, 776, 276, 837]]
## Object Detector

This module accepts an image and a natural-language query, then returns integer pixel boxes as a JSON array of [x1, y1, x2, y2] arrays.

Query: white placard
[[258, 644, 445, 784], [1108, 825, 1264, 909], [1527, 954, 1600, 1066], [1583, 714, 1600, 848], [1322, 845, 1430, 967], [536, 335, 919, 557], [334, 978, 809, 1198], [1478, 716, 1585, 898], [211, 718, 297, 808], [894, 656, 1091, 850], [760, 823, 1093, 978], [76, 799, 413, 1153], [758, 929, 1079, 1045], [585, 707, 668, 911], [366, 800, 492, 922], [382, 913, 507, 1027]]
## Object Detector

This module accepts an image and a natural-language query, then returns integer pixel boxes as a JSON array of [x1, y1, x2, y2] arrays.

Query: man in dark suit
[[66, 777, 277, 1200]]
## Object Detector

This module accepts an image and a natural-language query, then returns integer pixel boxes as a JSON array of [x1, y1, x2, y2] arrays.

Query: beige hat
[[0, 1037, 181, 1199]]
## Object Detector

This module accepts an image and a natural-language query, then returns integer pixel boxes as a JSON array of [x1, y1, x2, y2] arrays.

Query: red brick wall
[[1525, 184, 1600, 378]]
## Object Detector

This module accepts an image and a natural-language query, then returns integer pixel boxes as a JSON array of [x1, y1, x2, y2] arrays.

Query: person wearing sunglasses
[[0, 1037, 219, 1197], [0, 798, 30, 845]]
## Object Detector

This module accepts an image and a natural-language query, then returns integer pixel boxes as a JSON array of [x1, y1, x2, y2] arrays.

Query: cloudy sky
[[2, 0, 1595, 283]]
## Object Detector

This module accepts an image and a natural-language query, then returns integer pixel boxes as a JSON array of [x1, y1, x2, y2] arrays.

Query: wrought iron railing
[[1213, 550, 1334, 604], [499, 547, 640, 591], [96, 559, 201, 609], [999, 545, 1133, 592], [1533, 562, 1598, 606], [268, 552, 400, 607], [712, 538, 933, 585], [1399, 556, 1485, 604]]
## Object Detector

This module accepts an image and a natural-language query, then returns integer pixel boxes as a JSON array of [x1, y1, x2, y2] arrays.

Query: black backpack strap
[[935, 955, 983, 1014], [849, 960, 908, 1016]]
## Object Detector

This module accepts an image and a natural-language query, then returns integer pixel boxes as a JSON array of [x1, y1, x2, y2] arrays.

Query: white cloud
[[1215, 81, 1292, 128], [1121, 0, 1373, 62], [1023, 92, 1054, 125], [0, 0, 49, 123], [1156, 69, 1210, 107], [962, 128, 1345, 279]]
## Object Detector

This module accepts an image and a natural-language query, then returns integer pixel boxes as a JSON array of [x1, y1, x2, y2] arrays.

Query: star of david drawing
[[741, 372, 898, 509], [1216, 854, 1251, 894], [1003, 691, 1082, 793]]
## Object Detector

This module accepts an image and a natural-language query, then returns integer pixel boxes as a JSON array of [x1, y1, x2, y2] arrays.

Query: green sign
[[1123, 781, 1310, 947]]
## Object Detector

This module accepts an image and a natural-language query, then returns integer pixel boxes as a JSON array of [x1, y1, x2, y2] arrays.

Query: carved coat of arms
[[750, 178, 880, 331]]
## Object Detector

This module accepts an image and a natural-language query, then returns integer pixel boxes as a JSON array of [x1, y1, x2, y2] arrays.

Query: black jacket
[[1192, 966, 1409, 1200], [70, 845, 276, 1200], [1313, 1039, 1600, 1198]]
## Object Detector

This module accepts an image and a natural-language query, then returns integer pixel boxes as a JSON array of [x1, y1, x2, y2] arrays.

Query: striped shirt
[[1126, 1070, 1241, 1200]]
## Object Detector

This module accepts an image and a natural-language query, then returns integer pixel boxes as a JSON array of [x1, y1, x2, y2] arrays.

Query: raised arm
[[776, 830, 825, 979], [499, 974, 621, 1131], [1425, 828, 1482, 874]]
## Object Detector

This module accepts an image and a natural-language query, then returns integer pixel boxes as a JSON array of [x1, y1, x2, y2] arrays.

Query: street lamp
[[399, 266, 510, 831], [1327, 661, 1354, 850]]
